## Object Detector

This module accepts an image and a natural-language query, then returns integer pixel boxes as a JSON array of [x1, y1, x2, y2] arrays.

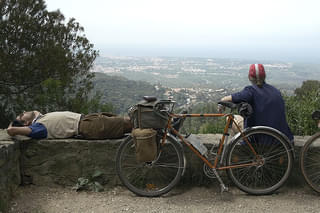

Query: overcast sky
[[45, 0, 320, 62]]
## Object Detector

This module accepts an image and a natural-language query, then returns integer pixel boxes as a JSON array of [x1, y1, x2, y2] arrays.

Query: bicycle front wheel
[[226, 128, 293, 195], [300, 132, 320, 193], [115, 135, 184, 197]]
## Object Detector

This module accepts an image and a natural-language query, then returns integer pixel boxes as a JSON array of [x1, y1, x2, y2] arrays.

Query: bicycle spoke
[[153, 163, 182, 169], [306, 153, 320, 161], [307, 169, 320, 177], [305, 162, 320, 168], [227, 129, 292, 195], [263, 150, 288, 161], [116, 136, 183, 197], [122, 164, 143, 169], [123, 167, 140, 178], [236, 167, 253, 185], [260, 167, 275, 187]]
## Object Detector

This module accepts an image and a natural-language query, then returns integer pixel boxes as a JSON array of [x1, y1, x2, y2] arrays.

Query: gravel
[[8, 185, 320, 213]]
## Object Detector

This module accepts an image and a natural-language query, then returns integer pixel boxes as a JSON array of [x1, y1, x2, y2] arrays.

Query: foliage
[[91, 72, 166, 114], [182, 80, 320, 135], [294, 80, 320, 98], [0, 0, 104, 128], [73, 170, 104, 192], [285, 80, 320, 136], [91, 72, 319, 136], [90, 73, 227, 134], [181, 102, 226, 134]]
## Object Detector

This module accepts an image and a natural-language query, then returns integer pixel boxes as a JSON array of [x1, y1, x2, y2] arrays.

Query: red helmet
[[249, 64, 266, 80], [248, 64, 266, 82]]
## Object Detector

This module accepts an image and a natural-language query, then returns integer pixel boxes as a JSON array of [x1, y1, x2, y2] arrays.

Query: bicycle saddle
[[143, 96, 157, 102]]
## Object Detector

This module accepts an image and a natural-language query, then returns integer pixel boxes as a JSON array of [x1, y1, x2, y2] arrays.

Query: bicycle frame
[[116, 99, 294, 196], [160, 112, 260, 171]]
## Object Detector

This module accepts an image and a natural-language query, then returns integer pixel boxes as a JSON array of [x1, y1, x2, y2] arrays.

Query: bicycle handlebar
[[217, 101, 238, 109]]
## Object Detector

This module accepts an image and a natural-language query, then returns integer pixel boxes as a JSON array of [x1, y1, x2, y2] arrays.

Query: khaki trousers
[[79, 112, 131, 139]]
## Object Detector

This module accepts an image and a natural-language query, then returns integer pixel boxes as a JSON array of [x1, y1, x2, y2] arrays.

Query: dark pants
[[78, 113, 132, 139]]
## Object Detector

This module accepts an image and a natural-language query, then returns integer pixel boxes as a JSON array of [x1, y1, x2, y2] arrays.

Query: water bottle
[[187, 134, 208, 156]]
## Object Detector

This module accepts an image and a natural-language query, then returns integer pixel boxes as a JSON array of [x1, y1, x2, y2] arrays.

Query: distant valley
[[91, 56, 320, 114]]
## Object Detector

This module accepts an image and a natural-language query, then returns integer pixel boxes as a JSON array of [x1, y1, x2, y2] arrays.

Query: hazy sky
[[45, 0, 320, 61]]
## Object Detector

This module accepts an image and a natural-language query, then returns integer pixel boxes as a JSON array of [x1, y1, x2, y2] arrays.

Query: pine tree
[[0, 0, 99, 127]]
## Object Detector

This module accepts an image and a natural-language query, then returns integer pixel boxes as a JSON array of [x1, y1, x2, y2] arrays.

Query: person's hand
[[217, 104, 226, 113], [221, 95, 232, 102], [6, 127, 13, 136]]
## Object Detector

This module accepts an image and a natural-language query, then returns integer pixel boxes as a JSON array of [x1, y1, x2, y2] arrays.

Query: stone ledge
[[0, 129, 312, 212], [19, 137, 124, 187], [0, 131, 21, 213], [1, 130, 310, 186]]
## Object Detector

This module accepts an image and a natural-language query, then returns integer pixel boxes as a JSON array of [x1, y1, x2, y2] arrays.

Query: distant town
[[92, 56, 320, 108]]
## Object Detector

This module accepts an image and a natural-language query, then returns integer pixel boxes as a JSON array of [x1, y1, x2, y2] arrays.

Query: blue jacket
[[232, 83, 294, 141]]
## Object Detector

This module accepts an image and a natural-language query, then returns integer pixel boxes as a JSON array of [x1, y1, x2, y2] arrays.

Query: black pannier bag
[[128, 100, 169, 129]]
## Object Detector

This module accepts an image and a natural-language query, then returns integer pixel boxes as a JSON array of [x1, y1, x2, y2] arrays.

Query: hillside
[[92, 72, 232, 115], [92, 72, 166, 114]]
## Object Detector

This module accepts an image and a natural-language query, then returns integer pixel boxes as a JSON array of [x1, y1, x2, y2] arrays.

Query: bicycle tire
[[300, 132, 320, 193], [226, 127, 293, 195], [115, 135, 184, 197]]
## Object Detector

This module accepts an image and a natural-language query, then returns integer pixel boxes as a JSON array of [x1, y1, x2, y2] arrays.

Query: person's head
[[248, 64, 266, 88], [15, 111, 36, 126]]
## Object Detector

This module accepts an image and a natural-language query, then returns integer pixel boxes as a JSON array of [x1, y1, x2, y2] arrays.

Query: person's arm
[[7, 122, 47, 139], [229, 86, 253, 104], [221, 95, 232, 102], [6, 126, 32, 136]]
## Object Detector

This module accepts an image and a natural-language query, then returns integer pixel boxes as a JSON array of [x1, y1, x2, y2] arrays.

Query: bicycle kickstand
[[212, 169, 229, 193]]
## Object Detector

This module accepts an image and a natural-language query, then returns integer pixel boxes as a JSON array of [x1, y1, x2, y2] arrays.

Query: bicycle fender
[[166, 132, 181, 146], [229, 126, 295, 158]]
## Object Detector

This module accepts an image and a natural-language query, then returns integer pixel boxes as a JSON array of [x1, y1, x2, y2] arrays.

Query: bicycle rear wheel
[[226, 128, 293, 195], [115, 135, 184, 197], [300, 132, 320, 193]]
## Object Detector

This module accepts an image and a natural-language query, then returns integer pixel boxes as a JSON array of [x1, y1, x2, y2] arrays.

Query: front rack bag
[[128, 100, 169, 129]]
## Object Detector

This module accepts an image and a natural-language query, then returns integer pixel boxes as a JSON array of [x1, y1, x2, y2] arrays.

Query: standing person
[[220, 64, 294, 143], [7, 110, 132, 140]]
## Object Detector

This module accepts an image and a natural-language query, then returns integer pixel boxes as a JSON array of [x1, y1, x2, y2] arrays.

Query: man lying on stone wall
[[6, 110, 132, 139]]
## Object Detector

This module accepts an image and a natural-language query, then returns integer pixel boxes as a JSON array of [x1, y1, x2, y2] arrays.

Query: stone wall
[[0, 131, 21, 213], [20, 138, 123, 187], [0, 129, 311, 212]]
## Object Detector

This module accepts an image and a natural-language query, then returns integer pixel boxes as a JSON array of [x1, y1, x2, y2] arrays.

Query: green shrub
[[284, 83, 320, 136]]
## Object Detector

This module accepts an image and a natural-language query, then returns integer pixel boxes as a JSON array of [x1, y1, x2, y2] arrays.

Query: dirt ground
[[8, 184, 320, 213]]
